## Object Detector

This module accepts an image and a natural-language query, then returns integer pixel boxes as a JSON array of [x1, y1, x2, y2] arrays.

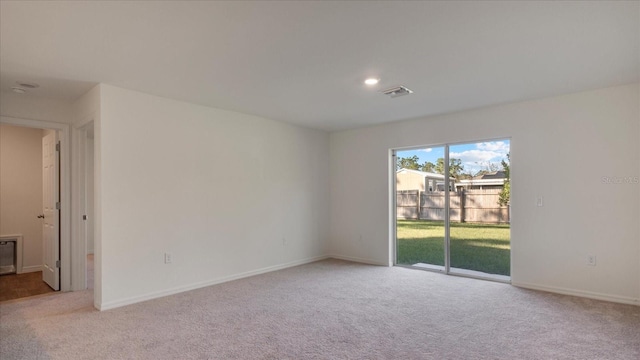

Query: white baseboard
[[512, 281, 639, 306], [328, 254, 389, 266], [20, 265, 42, 273], [98, 255, 330, 311]]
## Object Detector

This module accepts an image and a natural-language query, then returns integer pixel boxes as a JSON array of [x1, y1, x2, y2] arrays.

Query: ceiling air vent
[[15, 81, 39, 89], [381, 86, 413, 98]]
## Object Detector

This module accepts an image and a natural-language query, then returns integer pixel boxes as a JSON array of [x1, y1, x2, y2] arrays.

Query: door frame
[[0, 116, 72, 291], [390, 137, 512, 283], [391, 143, 450, 271], [71, 119, 95, 291]]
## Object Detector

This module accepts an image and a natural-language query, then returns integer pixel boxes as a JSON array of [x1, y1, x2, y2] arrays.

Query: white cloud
[[451, 145, 509, 174], [450, 149, 502, 163], [419, 148, 433, 153], [476, 141, 509, 153]]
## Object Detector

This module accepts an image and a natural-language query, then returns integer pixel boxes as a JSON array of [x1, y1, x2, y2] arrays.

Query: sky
[[397, 139, 510, 176]]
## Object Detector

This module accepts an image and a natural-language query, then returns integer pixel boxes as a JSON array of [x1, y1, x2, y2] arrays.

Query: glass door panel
[[448, 141, 511, 279], [395, 146, 446, 271]]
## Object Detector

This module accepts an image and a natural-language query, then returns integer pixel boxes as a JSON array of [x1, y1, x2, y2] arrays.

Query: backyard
[[397, 220, 511, 276]]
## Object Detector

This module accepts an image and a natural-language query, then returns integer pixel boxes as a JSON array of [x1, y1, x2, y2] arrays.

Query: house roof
[[475, 171, 506, 180], [1, 1, 638, 131], [458, 178, 506, 186], [397, 168, 445, 179], [456, 171, 507, 186], [397, 168, 451, 180]]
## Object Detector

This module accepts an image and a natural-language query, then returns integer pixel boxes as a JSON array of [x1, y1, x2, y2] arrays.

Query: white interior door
[[42, 131, 60, 290]]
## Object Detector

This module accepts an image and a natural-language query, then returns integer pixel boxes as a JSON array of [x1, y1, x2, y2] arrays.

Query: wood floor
[[0, 271, 55, 302], [0, 254, 94, 303]]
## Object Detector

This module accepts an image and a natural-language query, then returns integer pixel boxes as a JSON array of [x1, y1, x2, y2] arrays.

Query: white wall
[[70, 85, 101, 294], [0, 92, 73, 123], [0, 124, 43, 272], [330, 83, 640, 305], [97, 84, 330, 309], [72, 85, 101, 126]]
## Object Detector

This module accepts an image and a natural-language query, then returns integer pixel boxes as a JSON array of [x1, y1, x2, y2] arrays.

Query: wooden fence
[[397, 189, 509, 223]]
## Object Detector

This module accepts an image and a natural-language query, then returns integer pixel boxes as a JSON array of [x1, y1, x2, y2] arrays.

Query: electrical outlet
[[164, 252, 172, 264], [587, 255, 596, 266], [536, 196, 544, 207]]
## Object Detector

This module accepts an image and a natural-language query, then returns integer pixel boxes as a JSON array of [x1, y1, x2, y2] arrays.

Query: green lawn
[[397, 220, 511, 276]]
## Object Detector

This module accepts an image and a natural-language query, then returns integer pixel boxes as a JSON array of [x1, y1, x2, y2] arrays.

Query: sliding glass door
[[448, 141, 511, 280], [394, 139, 511, 281], [395, 146, 445, 271]]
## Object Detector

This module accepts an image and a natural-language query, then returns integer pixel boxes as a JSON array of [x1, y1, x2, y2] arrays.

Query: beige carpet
[[1, 259, 638, 359]]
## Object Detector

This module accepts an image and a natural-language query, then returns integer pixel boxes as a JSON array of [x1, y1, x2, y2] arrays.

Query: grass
[[396, 220, 511, 276]]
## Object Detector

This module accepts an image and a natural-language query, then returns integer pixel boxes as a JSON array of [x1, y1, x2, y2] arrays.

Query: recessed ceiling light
[[364, 78, 380, 86], [11, 87, 26, 94]]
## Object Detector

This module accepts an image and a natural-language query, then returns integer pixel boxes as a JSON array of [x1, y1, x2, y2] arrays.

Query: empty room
[[0, 1, 638, 359]]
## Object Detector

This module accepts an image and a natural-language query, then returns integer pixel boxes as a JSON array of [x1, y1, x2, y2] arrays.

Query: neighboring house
[[457, 171, 507, 190], [396, 168, 509, 223], [396, 168, 455, 192]]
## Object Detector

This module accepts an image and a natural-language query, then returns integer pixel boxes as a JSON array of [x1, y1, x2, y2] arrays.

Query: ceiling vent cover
[[15, 81, 39, 89], [381, 86, 413, 98]]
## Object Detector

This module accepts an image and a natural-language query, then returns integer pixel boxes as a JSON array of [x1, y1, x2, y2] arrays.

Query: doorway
[[393, 139, 511, 282], [0, 123, 60, 300], [0, 116, 72, 294]]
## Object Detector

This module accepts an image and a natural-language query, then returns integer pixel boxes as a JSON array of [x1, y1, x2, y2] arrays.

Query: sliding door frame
[[391, 138, 511, 283], [391, 143, 449, 272], [443, 145, 451, 274]]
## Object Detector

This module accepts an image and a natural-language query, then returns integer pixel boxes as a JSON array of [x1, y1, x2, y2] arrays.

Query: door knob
[[37, 214, 44, 218]]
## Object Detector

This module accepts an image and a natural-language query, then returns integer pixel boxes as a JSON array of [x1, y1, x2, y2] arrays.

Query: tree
[[475, 162, 500, 176], [498, 153, 510, 206], [434, 157, 464, 180], [397, 155, 465, 180], [421, 161, 436, 173], [397, 155, 421, 170]]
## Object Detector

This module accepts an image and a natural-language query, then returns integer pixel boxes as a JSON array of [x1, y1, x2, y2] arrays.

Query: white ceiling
[[1, 1, 638, 131]]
